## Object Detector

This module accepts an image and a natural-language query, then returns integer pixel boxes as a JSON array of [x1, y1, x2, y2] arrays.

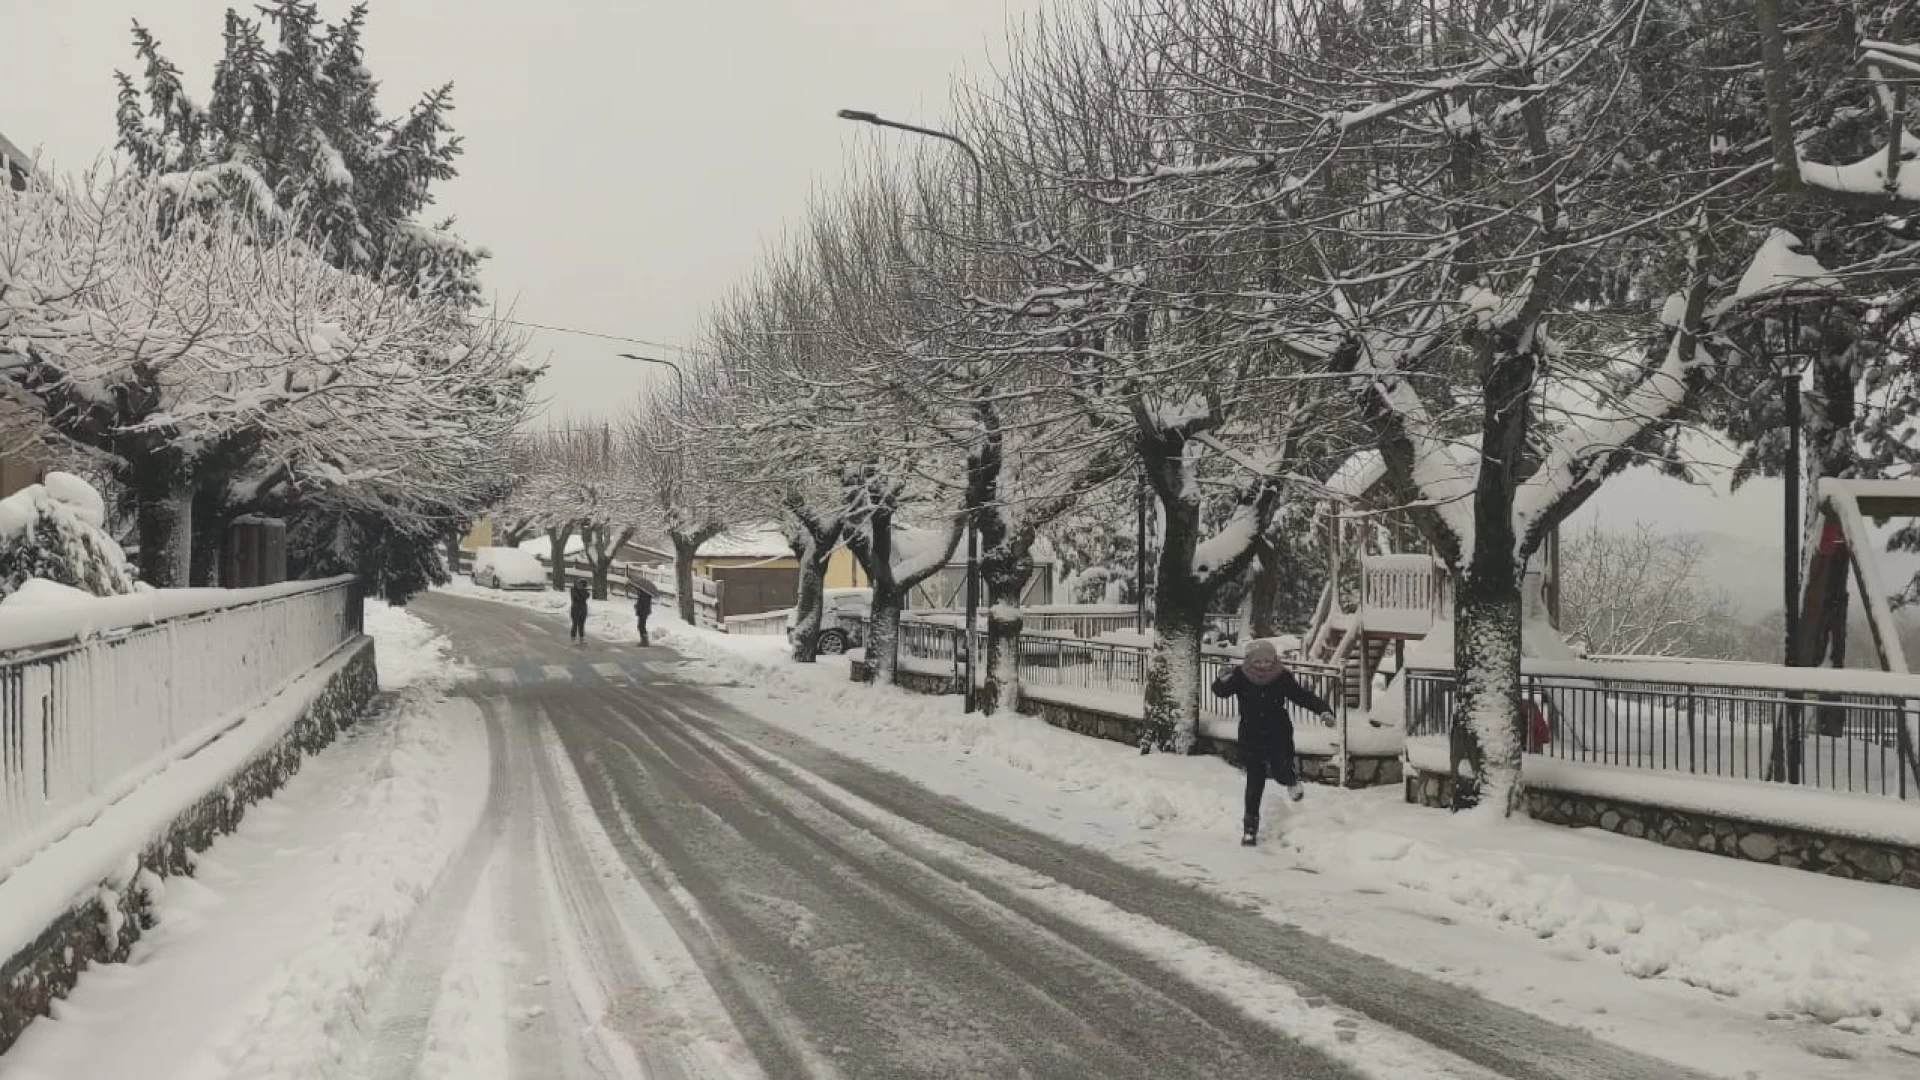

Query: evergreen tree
[[114, 1, 482, 306], [105, 2, 522, 598]]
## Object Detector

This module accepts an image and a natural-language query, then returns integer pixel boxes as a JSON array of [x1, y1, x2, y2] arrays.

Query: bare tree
[[1559, 522, 1741, 659]]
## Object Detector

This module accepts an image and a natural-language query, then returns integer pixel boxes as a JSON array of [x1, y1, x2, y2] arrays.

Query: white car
[[808, 588, 872, 655], [472, 547, 547, 591]]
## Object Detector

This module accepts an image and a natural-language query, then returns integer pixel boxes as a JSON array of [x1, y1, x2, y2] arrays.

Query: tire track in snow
[[649, 683, 1715, 1080], [522, 700, 767, 1080], [362, 695, 513, 1080], [552, 682, 1364, 1080]]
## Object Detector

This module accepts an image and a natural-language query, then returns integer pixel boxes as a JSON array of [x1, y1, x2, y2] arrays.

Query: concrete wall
[[1405, 765, 1920, 890], [0, 639, 379, 1055]]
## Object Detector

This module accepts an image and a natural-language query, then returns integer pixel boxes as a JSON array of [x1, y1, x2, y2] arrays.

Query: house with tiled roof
[[0, 128, 36, 191]]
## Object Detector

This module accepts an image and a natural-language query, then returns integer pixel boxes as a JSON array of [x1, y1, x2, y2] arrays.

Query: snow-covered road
[[395, 590, 1702, 1080], [14, 587, 1901, 1079]]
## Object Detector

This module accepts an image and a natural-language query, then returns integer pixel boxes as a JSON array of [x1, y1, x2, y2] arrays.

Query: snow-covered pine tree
[[115, 2, 481, 304], [0, 473, 141, 599], [108, 2, 520, 595]]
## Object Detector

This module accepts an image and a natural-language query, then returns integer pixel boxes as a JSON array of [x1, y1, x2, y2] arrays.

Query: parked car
[[472, 547, 547, 591], [809, 588, 872, 655]]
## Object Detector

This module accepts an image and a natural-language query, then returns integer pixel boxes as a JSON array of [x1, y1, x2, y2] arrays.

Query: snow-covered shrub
[[0, 472, 141, 599]]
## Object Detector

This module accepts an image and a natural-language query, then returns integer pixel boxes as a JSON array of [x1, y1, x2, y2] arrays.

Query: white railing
[[0, 577, 360, 880], [1360, 554, 1445, 634]]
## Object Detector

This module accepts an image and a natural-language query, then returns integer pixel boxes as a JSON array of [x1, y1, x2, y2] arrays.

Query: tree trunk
[[131, 458, 193, 589], [671, 534, 701, 625], [789, 532, 836, 663], [981, 537, 1035, 715], [548, 526, 573, 592], [1249, 536, 1279, 640], [1144, 495, 1205, 753], [590, 558, 611, 600], [845, 504, 961, 688], [1450, 568, 1526, 812], [866, 578, 907, 686], [189, 482, 236, 587], [1449, 342, 1536, 814]]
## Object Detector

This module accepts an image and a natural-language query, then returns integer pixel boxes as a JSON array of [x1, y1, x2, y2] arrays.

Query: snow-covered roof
[[698, 527, 792, 559], [0, 129, 37, 190], [519, 535, 584, 558]]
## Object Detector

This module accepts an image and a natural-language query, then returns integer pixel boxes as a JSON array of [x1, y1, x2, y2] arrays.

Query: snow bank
[[1280, 797, 1920, 1038], [0, 605, 490, 1080], [0, 638, 367, 962], [365, 601, 472, 690]]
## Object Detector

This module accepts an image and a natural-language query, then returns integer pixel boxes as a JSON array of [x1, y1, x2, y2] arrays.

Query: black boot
[[1241, 823, 1258, 846]]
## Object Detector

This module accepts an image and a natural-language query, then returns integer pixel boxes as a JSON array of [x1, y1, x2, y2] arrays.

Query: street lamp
[[839, 106, 987, 714], [615, 352, 687, 411]]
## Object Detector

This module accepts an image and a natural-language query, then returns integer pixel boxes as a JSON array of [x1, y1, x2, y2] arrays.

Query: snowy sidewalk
[[0, 604, 492, 1080], [440, 583, 1920, 1079]]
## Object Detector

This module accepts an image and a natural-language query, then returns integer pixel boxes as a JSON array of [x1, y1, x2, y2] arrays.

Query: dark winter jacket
[[569, 584, 590, 614], [1210, 669, 1332, 731], [634, 591, 653, 618]]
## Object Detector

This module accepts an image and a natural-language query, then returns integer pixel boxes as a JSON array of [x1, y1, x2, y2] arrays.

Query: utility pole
[[838, 107, 988, 712]]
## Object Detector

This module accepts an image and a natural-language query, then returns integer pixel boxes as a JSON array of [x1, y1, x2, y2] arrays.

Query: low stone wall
[[1209, 733, 1403, 789], [1407, 767, 1469, 809], [1404, 764, 1920, 889], [1021, 696, 1144, 746], [0, 638, 378, 1055], [1526, 786, 1920, 889], [849, 660, 956, 697]]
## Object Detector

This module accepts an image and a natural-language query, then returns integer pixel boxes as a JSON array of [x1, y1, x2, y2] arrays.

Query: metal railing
[[887, 616, 1342, 727], [2, 577, 361, 877], [1403, 666, 1920, 800]]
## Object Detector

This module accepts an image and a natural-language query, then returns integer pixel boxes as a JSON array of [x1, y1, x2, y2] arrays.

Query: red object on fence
[[1523, 700, 1551, 751], [1818, 517, 1844, 554]]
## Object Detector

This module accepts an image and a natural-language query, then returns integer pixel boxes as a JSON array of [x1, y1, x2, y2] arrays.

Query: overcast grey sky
[[2, 0, 1050, 418], [0, 0, 1869, 588]]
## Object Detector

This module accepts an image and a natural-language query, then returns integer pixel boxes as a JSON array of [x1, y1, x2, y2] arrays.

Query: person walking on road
[[1210, 639, 1336, 846], [633, 587, 654, 647], [568, 580, 590, 643]]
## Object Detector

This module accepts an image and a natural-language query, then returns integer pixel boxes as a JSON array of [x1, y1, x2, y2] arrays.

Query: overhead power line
[[470, 314, 712, 358]]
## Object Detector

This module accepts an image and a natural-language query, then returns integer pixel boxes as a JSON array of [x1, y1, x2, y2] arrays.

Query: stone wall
[[1403, 765, 1920, 890], [1525, 785, 1920, 889], [1407, 767, 1470, 809], [0, 638, 378, 1055]]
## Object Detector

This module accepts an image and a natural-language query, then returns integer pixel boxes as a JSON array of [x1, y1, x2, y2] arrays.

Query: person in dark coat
[[568, 580, 590, 642], [1211, 638, 1335, 846], [633, 588, 654, 647]]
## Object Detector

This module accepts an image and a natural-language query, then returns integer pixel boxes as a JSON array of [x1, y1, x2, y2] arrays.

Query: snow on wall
[[0, 639, 371, 964], [0, 580, 360, 882], [0, 575, 356, 655]]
